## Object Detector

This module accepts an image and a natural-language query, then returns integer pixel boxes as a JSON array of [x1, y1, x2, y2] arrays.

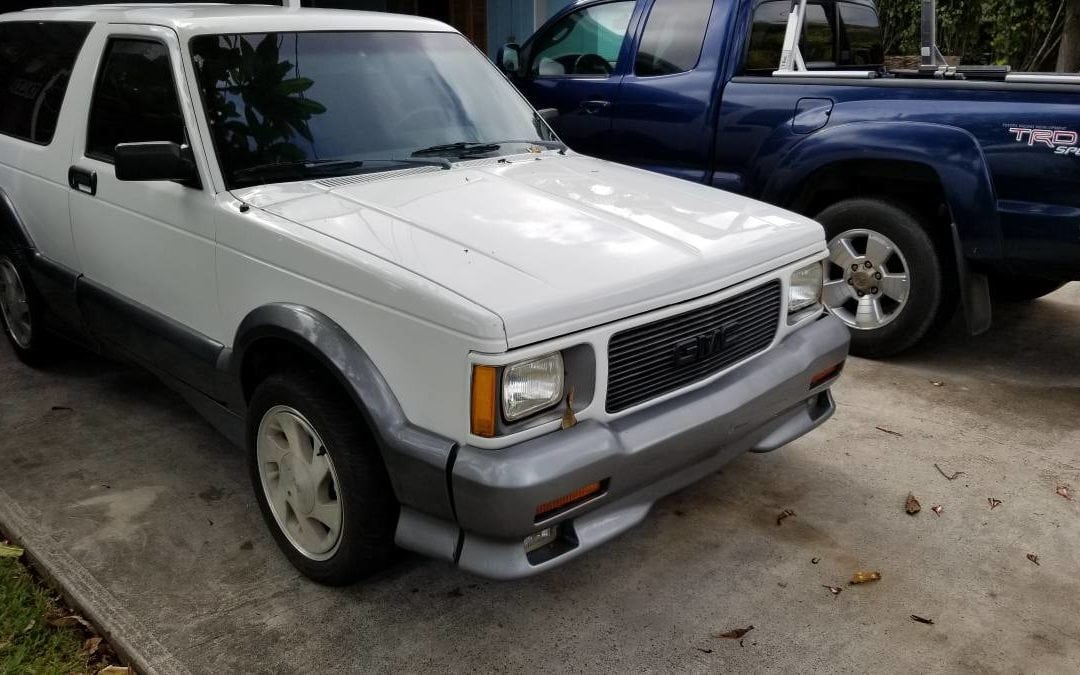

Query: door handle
[[579, 99, 611, 115], [68, 166, 97, 196]]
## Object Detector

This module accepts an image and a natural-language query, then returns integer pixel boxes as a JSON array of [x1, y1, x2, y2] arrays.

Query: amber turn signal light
[[810, 361, 845, 388], [535, 481, 605, 520], [471, 365, 498, 437]]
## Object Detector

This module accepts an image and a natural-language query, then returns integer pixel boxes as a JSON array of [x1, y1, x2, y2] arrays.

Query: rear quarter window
[[0, 21, 92, 145]]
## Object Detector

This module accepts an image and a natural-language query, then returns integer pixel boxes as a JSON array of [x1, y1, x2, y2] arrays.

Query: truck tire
[[816, 198, 955, 358], [0, 251, 52, 366], [988, 274, 1067, 303], [247, 369, 398, 585]]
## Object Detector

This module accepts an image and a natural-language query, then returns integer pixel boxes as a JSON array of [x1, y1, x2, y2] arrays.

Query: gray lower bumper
[[395, 315, 850, 579]]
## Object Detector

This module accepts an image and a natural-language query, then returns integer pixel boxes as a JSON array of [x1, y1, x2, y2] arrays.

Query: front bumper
[[395, 315, 849, 579]]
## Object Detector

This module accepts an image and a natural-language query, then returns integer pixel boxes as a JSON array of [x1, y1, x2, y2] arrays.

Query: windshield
[[190, 31, 556, 188]]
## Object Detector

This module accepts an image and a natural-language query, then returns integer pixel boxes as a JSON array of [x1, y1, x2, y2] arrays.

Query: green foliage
[[877, 0, 1065, 70], [1, 558, 95, 673]]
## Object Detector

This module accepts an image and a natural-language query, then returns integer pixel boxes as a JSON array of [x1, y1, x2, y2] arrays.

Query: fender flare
[[760, 121, 1002, 262], [0, 187, 35, 252], [225, 303, 458, 522]]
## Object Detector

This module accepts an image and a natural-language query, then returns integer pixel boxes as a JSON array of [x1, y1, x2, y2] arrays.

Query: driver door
[[515, 0, 640, 157]]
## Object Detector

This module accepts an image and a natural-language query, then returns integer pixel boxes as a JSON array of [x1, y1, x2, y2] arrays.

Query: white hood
[[236, 154, 824, 347]]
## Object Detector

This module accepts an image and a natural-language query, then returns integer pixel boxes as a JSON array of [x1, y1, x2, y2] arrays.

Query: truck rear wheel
[[817, 198, 955, 358], [0, 252, 52, 366], [247, 369, 399, 585]]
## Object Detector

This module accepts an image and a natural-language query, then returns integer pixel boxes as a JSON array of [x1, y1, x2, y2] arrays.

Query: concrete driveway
[[1, 286, 1078, 673]]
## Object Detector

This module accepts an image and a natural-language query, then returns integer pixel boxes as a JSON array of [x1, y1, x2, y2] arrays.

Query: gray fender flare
[[226, 303, 458, 522]]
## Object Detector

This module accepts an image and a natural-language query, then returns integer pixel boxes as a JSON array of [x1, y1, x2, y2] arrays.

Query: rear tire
[[989, 274, 1067, 303], [816, 198, 956, 358], [247, 369, 399, 585], [0, 251, 52, 366]]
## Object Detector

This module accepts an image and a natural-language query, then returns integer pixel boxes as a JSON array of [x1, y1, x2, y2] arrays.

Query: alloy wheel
[[0, 257, 32, 349], [257, 406, 345, 561], [823, 229, 911, 330]]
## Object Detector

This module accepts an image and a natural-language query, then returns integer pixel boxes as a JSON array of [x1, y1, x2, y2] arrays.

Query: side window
[[530, 1, 635, 77], [745, 1, 835, 73], [838, 2, 883, 66], [86, 39, 184, 162], [635, 0, 714, 77], [0, 21, 92, 145]]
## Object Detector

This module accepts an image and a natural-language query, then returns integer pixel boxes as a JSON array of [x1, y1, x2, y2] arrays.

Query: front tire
[[0, 252, 52, 366], [817, 198, 956, 358], [247, 369, 398, 585]]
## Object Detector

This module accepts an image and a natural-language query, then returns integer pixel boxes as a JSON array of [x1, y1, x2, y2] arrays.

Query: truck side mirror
[[114, 141, 198, 185], [497, 43, 521, 75], [537, 108, 559, 123]]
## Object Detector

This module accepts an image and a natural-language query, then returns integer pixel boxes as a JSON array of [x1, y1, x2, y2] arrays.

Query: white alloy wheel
[[257, 405, 345, 561], [823, 228, 912, 330], [0, 257, 32, 349]]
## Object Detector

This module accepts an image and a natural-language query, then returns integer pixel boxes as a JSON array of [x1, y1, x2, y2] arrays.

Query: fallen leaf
[[1057, 485, 1073, 501], [716, 625, 754, 640], [84, 637, 103, 655], [811, 557, 821, 565], [910, 615, 934, 625], [850, 571, 882, 585], [934, 463, 965, 481], [905, 493, 921, 515], [988, 498, 1003, 510], [776, 509, 796, 526], [22, 620, 35, 633], [0, 543, 24, 558], [931, 505, 943, 516], [931, 380, 944, 387], [48, 615, 94, 631], [560, 387, 577, 430], [823, 585, 843, 595], [695, 648, 713, 654], [1027, 553, 1040, 566], [777, 582, 788, 588]]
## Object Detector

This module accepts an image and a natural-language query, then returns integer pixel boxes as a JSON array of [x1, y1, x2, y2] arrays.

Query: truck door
[[67, 27, 223, 389], [607, 0, 725, 183], [514, 1, 639, 156]]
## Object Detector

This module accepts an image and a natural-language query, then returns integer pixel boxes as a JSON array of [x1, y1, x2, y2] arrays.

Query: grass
[[0, 552, 106, 674]]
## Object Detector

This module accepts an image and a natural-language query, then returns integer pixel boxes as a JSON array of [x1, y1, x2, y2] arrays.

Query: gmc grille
[[605, 281, 783, 413]]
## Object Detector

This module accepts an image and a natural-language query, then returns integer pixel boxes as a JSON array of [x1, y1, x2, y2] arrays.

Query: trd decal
[[1008, 126, 1080, 156]]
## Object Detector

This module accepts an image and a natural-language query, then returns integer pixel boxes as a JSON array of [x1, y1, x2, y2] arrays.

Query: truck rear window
[[744, 0, 883, 74], [0, 21, 92, 145]]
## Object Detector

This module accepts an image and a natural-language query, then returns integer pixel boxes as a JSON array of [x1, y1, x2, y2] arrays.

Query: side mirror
[[497, 42, 521, 75], [537, 108, 559, 123], [114, 141, 198, 184]]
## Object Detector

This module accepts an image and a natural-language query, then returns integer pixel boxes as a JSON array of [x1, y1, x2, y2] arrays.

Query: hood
[[236, 154, 824, 347]]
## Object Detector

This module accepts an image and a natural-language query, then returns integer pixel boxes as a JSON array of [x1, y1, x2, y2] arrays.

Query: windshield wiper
[[411, 139, 567, 159], [232, 157, 450, 184]]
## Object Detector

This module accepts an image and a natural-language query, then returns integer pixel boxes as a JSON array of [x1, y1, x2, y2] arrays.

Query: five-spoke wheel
[[824, 229, 911, 331]]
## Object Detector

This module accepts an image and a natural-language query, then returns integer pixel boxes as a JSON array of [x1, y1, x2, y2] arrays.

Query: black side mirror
[[497, 42, 521, 75], [114, 141, 198, 184]]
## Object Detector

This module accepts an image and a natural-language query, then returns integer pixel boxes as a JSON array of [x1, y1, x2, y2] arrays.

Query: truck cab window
[[634, 0, 714, 76], [838, 2, 883, 66], [746, 1, 882, 74], [87, 39, 185, 162], [530, 1, 635, 77]]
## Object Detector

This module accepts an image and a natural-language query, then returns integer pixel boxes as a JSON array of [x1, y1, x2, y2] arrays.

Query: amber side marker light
[[535, 481, 606, 521], [471, 365, 498, 438], [810, 361, 845, 389]]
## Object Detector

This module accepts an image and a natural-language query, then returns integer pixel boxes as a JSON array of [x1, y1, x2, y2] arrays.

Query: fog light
[[524, 526, 559, 553]]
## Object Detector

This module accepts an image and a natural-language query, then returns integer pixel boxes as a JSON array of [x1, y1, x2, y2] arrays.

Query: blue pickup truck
[[498, 0, 1080, 356]]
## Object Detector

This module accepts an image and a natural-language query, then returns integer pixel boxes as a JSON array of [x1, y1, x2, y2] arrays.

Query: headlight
[[502, 352, 565, 421], [789, 262, 824, 314]]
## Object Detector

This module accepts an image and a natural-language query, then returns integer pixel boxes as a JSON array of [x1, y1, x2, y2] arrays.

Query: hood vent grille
[[316, 165, 443, 188]]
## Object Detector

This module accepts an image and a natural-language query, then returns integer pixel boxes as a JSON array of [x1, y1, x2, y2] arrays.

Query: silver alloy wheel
[[257, 406, 344, 561], [823, 228, 911, 330], [0, 257, 32, 349]]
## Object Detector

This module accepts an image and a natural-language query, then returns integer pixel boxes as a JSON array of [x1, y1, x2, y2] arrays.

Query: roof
[[0, 3, 456, 36]]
